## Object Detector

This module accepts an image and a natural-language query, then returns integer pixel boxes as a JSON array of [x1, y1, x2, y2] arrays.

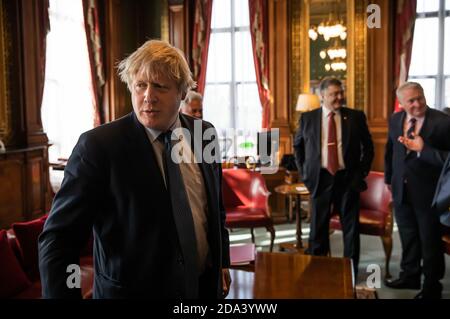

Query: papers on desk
[[230, 243, 256, 265], [296, 185, 308, 192]]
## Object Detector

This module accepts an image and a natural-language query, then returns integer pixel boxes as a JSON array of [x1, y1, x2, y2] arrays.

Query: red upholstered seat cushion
[[225, 206, 271, 228], [12, 215, 48, 281], [443, 226, 450, 255], [0, 230, 32, 298], [330, 209, 387, 236], [443, 234, 450, 255]]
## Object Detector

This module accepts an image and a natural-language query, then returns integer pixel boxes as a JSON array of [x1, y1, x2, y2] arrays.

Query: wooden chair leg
[[251, 228, 255, 243], [381, 235, 393, 280], [266, 225, 276, 252]]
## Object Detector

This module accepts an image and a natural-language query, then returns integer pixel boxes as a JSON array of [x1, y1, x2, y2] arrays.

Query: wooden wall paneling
[[0, 0, 12, 145], [366, 0, 393, 172], [26, 151, 45, 219], [169, 4, 186, 52], [161, 0, 170, 42], [0, 153, 25, 228], [103, 0, 133, 122], [268, 0, 291, 159], [0, 147, 49, 227], [102, 0, 167, 122], [167, 0, 194, 61], [18, 0, 48, 146]]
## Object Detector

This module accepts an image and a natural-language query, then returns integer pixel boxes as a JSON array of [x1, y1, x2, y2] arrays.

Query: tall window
[[41, 0, 95, 162], [203, 0, 262, 160], [408, 0, 450, 109]]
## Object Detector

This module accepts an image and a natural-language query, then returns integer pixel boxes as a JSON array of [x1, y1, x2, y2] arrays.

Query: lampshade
[[296, 93, 320, 112]]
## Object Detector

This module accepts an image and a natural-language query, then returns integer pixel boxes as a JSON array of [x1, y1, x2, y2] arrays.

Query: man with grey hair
[[181, 90, 203, 119], [39, 40, 231, 299], [384, 81, 450, 299]]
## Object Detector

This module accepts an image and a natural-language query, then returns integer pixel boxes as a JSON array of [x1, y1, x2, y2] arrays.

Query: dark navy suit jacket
[[385, 108, 450, 208], [432, 148, 450, 226], [294, 107, 374, 197], [38, 112, 230, 298]]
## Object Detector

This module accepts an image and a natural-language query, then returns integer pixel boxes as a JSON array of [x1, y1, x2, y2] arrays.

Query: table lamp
[[296, 93, 321, 112]]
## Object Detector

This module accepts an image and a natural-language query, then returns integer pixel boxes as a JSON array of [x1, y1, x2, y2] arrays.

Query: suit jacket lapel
[[397, 111, 412, 159], [418, 107, 432, 139], [314, 108, 322, 156], [128, 112, 167, 187], [340, 107, 350, 156]]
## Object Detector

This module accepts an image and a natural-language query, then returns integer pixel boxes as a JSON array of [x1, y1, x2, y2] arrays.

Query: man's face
[[131, 70, 183, 131], [321, 84, 345, 111], [184, 99, 203, 119], [399, 87, 427, 118]]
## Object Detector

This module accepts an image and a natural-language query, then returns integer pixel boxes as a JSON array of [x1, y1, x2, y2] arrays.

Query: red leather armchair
[[330, 171, 393, 279], [443, 226, 450, 255], [0, 215, 94, 299], [222, 169, 275, 251]]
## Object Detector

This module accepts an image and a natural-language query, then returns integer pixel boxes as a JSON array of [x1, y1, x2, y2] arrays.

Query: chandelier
[[325, 60, 347, 72], [320, 39, 347, 60], [309, 13, 347, 42], [309, 0, 347, 74]]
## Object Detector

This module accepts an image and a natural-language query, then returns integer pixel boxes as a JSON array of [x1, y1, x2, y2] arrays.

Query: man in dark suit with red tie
[[38, 40, 231, 299], [384, 82, 450, 299], [294, 77, 374, 275]]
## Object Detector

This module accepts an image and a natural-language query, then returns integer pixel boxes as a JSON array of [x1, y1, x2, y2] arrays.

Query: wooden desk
[[274, 183, 310, 248], [228, 252, 354, 299]]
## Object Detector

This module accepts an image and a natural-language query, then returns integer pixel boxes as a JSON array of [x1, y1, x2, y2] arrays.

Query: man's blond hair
[[117, 39, 196, 94]]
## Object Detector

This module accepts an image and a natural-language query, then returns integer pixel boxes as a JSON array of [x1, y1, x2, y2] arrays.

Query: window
[[41, 0, 95, 162], [409, 0, 450, 109], [203, 0, 262, 161]]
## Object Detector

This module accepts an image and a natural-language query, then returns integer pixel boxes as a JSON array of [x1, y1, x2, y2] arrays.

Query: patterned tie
[[159, 131, 199, 297], [407, 118, 417, 139], [327, 112, 339, 175]]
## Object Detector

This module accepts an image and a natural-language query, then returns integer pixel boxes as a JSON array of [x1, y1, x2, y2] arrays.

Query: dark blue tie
[[159, 131, 199, 298], [407, 118, 417, 139]]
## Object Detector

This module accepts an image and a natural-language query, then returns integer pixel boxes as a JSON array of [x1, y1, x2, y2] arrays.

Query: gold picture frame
[[290, 0, 368, 132], [0, 0, 12, 145]]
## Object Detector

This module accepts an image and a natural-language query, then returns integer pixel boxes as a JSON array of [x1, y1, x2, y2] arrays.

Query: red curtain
[[249, 0, 270, 129], [192, 0, 213, 95], [393, 0, 417, 112], [82, 0, 105, 126], [38, 0, 50, 114]]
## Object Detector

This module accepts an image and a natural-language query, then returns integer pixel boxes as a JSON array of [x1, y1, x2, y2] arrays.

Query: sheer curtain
[[203, 0, 262, 160], [41, 0, 95, 162]]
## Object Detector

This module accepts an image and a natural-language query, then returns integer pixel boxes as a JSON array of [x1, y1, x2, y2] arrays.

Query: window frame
[[409, 0, 450, 109], [205, 0, 260, 158]]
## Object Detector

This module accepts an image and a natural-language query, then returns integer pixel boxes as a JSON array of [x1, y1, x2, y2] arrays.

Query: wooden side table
[[274, 183, 310, 249]]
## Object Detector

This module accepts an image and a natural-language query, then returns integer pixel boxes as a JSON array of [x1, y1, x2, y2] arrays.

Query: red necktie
[[327, 112, 339, 175]]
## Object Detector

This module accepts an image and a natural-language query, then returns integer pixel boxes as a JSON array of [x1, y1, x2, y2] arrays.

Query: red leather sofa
[[0, 215, 94, 299]]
